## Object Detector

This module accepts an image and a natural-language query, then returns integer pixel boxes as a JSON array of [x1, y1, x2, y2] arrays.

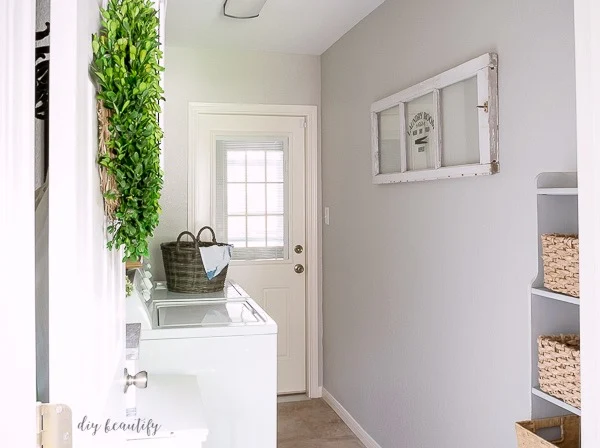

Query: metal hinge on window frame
[[477, 100, 489, 113], [37, 404, 73, 448]]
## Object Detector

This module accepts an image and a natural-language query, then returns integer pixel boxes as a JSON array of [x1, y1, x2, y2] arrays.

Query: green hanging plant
[[91, 0, 164, 261]]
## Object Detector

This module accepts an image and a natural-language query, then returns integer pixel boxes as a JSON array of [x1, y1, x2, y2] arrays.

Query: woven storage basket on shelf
[[541, 234, 579, 298], [538, 334, 581, 409], [516, 415, 580, 448], [161, 227, 229, 294]]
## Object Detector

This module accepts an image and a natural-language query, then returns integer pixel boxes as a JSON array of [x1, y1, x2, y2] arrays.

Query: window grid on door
[[215, 138, 289, 261]]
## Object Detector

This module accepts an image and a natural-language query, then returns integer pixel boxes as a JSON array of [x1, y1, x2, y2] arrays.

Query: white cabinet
[[127, 375, 209, 447]]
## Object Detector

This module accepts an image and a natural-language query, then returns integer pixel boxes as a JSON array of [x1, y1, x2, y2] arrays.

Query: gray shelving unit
[[531, 173, 580, 418]]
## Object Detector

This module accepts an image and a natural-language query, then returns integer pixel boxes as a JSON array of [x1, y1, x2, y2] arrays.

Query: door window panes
[[216, 138, 289, 260], [227, 151, 246, 182]]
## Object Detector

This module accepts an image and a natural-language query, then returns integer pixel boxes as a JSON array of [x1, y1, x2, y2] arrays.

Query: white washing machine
[[126, 273, 278, 448]]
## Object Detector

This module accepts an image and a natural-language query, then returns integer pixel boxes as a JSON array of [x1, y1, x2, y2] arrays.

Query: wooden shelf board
[[532, 287, 580, 306], [532, 387, 581, 416], [537, 188, 578, 196]]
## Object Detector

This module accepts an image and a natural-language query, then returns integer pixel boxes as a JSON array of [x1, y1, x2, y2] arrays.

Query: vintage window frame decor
[[371, 53, 499, 184]]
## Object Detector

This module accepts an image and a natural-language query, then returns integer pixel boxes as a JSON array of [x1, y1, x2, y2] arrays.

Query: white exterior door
[[190, 113, 307, 394]]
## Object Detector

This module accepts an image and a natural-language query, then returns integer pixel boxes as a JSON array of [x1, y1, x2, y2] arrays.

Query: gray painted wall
[[321, 0, 576, 446], [150, 46, 321, 280]]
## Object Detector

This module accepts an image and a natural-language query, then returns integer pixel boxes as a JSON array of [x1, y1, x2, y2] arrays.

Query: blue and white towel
[[199, 245, 233, 280]]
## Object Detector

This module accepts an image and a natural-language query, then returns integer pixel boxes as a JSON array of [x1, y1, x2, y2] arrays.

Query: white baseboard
[[321, 388, 382, 448]]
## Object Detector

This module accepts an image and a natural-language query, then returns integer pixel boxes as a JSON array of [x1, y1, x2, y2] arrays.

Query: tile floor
[[278, 399, 365, 447]]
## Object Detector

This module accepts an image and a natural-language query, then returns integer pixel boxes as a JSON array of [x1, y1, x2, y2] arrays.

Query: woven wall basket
[[538, 334, 581, 409], [97, 100, 119, 220], [516, 415, 580, 448], [541, 234, 579, 298]]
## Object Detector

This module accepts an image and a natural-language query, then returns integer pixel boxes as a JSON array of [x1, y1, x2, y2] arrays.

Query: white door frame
[[574, 1, 600, 445], [0, 0, 37, 444], [188, 103, 321, 398]]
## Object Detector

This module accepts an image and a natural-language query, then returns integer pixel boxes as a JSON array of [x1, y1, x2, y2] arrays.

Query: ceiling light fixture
[[223, 0, 268, 19]]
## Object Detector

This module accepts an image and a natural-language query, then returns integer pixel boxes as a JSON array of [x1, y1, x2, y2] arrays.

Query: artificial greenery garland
[[92, 0, 164, 261]]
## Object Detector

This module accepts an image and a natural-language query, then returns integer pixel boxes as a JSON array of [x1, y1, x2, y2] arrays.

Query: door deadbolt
[[294, 264, 305, 274], [294, 245, 304, 254], [124, 368, 148, 393]]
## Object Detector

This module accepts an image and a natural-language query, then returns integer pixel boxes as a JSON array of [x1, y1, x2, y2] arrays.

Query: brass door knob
[[294, 245, 304, 254], [294, 264, 305, 274]]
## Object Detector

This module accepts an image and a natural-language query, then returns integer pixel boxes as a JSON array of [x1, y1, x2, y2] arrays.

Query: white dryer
[[127, 275, 278, 448]]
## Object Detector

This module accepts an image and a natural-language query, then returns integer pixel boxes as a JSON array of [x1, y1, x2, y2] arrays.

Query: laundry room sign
[[406, 109, 436, 171]]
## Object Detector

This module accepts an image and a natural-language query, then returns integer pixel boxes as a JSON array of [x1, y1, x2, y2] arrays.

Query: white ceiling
[[165, 0, 386, 55]]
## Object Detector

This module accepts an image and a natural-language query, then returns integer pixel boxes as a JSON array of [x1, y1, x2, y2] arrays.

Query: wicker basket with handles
[[538, 334, 580, 409], [516, 415, 580, 448], [541, 234, 579, 298], [161, 227, 229, 294]]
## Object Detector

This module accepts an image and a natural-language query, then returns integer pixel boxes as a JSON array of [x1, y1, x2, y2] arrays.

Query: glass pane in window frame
[[214, 136, 290, 262]]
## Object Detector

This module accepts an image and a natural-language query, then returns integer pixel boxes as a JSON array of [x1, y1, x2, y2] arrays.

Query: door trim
[[188, 103, 322, 398], [574, 0, 600, 445], [0, 0, 38, 442]]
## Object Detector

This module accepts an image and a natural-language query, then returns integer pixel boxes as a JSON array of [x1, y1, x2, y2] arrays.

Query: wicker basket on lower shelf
[[538, 334, 581, 409], [541, 234, 579, 298], [516, 415, 580, 448]]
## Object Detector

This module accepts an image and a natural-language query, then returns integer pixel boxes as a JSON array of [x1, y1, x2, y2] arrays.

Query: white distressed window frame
[[371, 53, 499, 184]]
